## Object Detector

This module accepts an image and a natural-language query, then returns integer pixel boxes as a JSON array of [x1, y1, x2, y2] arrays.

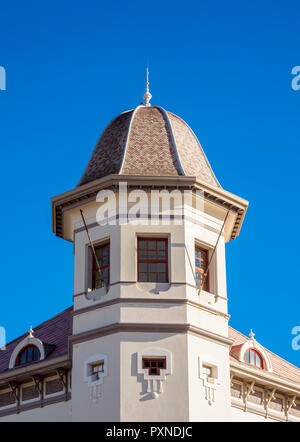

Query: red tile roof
[[229, 327, 300, 384], [0, 307, 72, 375]]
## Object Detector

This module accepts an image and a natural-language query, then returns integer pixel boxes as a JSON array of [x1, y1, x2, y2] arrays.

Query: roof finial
[[28, 326, 34, 338], [143, 58, 152, 107], [249, 329, 255, 340]]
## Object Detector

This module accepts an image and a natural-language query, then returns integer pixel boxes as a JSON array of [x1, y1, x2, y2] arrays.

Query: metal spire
[[143, 58, 152, 106]]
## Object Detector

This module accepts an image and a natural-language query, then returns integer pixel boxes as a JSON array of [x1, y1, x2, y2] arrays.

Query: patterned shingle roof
[[229, 327, 300, 384], [0, 307, 72, 375], [78, 105, 220, 187]]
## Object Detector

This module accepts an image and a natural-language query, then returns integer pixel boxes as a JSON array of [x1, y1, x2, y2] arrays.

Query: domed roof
[[78, 105, 220, 188]]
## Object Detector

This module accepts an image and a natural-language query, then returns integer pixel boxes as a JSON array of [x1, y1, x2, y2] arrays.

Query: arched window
[[16, 345, 40, 366], [245, 349, 264, 369]]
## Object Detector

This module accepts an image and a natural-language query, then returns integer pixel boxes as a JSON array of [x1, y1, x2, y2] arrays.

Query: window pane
[[139, 273, 147, 282], [250, 350, 255, 365], [102, 247, 109, 256], [20, 351, 27, 364], [157, 273, 167, 282], [148, 241, 156, 250], [255, 353, 262, 368], [157, 263, 166, 272], [139, 263, 147, 272], [245, 351, 250, 363], [157, 251, 166, 259], [100, 256, 109, 266], [139, 241, 147, 250], [149, 273, 156, 282], [139, 251, 147, 259], [33, 348, 39, 361], [148, 251, 156, 259], [157, 241, 166, 250], [27, 347, 33, 362], [149, 263, 157, 272]]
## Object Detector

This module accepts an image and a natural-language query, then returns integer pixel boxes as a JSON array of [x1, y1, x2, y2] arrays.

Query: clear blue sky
[[0, 0, 299, 366]]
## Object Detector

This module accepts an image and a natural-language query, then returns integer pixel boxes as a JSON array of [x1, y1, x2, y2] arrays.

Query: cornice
[[230, 359, 300, 395], [0, 355, 71, 387], [51, 174, 248, 241]]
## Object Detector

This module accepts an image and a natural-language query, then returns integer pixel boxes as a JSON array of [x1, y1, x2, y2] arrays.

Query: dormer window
[[16, 345, 40, 366], [245, 349, 264, 369]]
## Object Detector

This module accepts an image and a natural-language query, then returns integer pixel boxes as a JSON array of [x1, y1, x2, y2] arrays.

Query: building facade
[[0, 85, 299, 422]]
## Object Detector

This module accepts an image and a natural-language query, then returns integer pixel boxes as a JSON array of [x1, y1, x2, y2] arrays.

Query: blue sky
[[0, 0, 299, 366]]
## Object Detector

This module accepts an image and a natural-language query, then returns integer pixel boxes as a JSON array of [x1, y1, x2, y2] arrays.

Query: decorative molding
[[137, 348, 171, 398], [0, 356, 71, 386], [238, 339, 272, 372], [72, 297, 230, 320], [69, 322, 233, 351], [198, 356, 221, 405], [51, 175, 248, 241], [9, 336, 46, 369], [84, 354, 108, 402]]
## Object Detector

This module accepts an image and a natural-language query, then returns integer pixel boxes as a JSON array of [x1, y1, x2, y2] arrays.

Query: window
[[195, 245, 209, 291], [16, 346, 40, 366], [142, 358, 166, 376], [245, 349, 264, 369], [92, 242, 110, 289], [91, 361, 105, 379], [138, 238, 168, 283], [202, 365, 213, 378]]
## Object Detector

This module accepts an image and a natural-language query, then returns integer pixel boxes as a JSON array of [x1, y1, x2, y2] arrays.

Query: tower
[[51, 80, 248, 422]]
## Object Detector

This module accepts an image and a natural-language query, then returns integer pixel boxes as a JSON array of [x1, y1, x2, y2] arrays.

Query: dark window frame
[[244, 349, 265, 370], [195, 245, 209, 292], [16, 345, 40, 367], [142, 357, 166, 376], [92, 241, 110, 290], [137, 238, 169, 283]]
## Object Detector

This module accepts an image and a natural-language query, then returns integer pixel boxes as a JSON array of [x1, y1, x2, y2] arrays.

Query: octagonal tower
[[51, 84, 248, 421]]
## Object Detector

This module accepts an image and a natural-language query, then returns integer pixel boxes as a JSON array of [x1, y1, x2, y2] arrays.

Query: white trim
[[137, 347, 172, 398], [9, 337, 45, 369], [238, 340, 272, 372], [198, 355, 221, 405], [156, 106, 185, 176], [84, 353, 108, 402]]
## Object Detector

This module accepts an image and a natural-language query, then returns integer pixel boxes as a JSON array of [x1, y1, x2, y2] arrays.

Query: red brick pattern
[[122, 107, 181, 176], [77, 105, 220, 186], [167, 112, 220, 187], [79, 111, 133, 186]]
